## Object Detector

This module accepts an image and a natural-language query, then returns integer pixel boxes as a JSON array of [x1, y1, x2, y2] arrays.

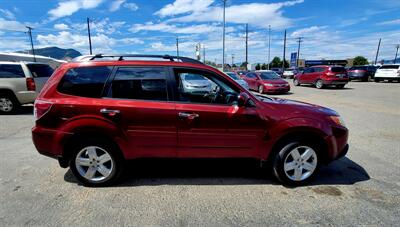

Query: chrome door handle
[[178, 112, 199, 120], [100, 108, 120, 116]]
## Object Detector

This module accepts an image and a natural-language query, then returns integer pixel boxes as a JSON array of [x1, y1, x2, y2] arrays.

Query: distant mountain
[[18, 47, 82, 60]]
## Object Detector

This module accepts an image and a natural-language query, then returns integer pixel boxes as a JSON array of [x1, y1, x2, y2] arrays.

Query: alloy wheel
[[316, 80, 323, 89], [258, 85, 264, 94], [75, 146, 114, 182], [0, 97, 13, 112], [283, 146, 317, 181]]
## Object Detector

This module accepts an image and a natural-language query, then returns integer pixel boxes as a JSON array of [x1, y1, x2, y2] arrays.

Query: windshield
[[225, 72, 240, 80], [26, 64, 54, 78], [259, 72, 280, 80], [184, 74, 208, 80], [379, 65, 400, 69]]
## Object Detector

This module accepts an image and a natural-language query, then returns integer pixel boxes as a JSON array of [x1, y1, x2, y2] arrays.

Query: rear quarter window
[[57, 66, 112, 98], [0, 64, 25, 78], [26, 64, 54, 78]]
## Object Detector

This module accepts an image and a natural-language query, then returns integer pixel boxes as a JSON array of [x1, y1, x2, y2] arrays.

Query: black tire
[[374, 78, 380, 83], [271, 140, 321, 186], [336, 84, 345, 89], [69, 138, 124, 187], [0, 93, 20, 114], [315, 79, 324, 89], [293, 78, 300, 86]]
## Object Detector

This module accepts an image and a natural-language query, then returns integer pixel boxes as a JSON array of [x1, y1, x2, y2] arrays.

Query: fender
[[261, 117, 333, 160], [57, 115, 130, 159]]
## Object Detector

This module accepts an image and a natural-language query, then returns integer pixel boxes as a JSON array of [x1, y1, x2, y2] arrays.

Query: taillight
[[34, 99, 53, 120], [326, 72, 335, 77], [26, 78, 36, 91]]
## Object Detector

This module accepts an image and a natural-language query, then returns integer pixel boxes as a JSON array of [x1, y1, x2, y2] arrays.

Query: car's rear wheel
[[69, 139, 124, 186], [293, 78, 300, 86], [272, 140, 321, 186], [258, 85, 264, 94], [336, 84, 345, 89], [374, 78, 380, 83], [0, 94, 19, 114], [315, 79, 324, 89]]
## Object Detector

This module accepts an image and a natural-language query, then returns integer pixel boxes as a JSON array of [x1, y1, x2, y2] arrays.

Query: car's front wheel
[[258, 85, 264, 94], [272, 140, 320, 185], [315, 79, 324, 89], [69, 139, 124, 186], [336, 84, 345, 89], [293, 78, 300, 86]]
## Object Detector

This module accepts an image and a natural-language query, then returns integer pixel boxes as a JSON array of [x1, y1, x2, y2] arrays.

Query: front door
[[172, 68, 264, 158]]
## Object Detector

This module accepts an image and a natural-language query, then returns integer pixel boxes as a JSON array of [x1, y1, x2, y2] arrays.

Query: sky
[[0, 0, 399, 64]]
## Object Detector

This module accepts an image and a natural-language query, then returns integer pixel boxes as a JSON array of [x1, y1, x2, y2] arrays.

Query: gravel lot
[[0, 81, 399, 226]]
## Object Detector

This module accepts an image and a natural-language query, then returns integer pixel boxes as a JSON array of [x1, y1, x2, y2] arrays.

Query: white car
[[283, 69, 296, 79], [374, 64, 400, 82]]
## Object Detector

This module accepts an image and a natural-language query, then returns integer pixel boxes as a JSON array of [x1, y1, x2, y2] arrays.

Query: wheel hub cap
[[75, 146, 114, 182], [0, 98, 13, 112], [283, 146, 317, 181]]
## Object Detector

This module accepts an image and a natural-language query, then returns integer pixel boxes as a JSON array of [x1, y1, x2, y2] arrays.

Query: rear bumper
[[322, 80, 348, 85], [16, 91, 36, 104], [32, 126, 72, 159], [374, 76, 400, 80]]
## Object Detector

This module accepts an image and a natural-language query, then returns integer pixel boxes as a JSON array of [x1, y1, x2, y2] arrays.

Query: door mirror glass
[[237, 92, 249, 107]]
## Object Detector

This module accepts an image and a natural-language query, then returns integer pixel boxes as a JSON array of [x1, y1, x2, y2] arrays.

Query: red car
[[294, 65, 349, 89], [32, 54, 348, 186], [243, 70, 290, 94]]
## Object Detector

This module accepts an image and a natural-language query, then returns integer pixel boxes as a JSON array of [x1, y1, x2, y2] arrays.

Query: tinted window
[[226, 72, 240, 80], [26, 64, 54, 78], [315, 67, 326, 72], [349, 66, 367, 70], [0, 64, 25, 78], [58, 66, 112, 98], [379, 65, 400, 69], [259, 72, 280, 79], [110, 67, 167, 101], [246, 73, 257, 78], [304, 68, 314, 73], [330, 67, 346, 72]]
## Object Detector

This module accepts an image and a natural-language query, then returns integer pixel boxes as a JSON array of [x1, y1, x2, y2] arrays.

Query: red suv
[[32, 55, 348, 186], [243, 70, 290, 94], [294, 66, 349, 89]]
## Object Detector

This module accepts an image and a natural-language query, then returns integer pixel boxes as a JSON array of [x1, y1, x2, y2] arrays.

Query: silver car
[[180, 73, 213, 94], [225, 72, 249, 90]]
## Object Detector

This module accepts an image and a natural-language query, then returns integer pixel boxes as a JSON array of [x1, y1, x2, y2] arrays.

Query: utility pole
[[394, 44, 399, 63], [196, 43, 201, 61], [296, 37, 303, 68], [26, 26, 36, 62], [374, 38, 381, 65], [282, 29, 287, 73], [245, 23, 248, 66], [176, 37, 179, 57], [231, 54, 235, 66], [203, 44, 206, 64], [222, 0, 227, 71], [87, 17, 92, 55], [268, 25, 271, 70]]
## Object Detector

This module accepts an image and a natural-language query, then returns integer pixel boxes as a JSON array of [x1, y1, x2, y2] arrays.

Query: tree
[[255, 63, 261, 70], [353, 56, 368, 66], [232, 64, 237, 68], [283, 59, 290, 68], [240, 62, 248, 69], [261, 63, 267, 70], [270, 57, 281, 68]]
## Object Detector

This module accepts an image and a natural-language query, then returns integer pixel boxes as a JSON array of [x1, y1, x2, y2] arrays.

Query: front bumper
[[264, 86, 290, 93]]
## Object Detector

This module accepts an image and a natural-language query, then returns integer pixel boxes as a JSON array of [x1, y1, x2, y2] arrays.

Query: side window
[[315, 67, 324, 73], [57, 66, 112, 98], [0, 64, 25, 78], [304, 68, 314, 73], [174, 69, 240, 105], [246, 73, 256, 78], [110, 67, 168, 101], [26, 64, 54, 78]]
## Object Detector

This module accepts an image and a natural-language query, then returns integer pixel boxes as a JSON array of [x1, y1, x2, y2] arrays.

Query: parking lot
[[0, 81, 399, 226]]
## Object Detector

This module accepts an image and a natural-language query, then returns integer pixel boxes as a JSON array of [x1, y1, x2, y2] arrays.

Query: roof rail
[[87, 54, 204, 65]]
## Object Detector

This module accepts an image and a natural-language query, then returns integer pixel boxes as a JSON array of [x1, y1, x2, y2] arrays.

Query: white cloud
[[166, 0, 304, 29], [48, 0, 105, 20], [123, 2, 139, 11], [377, 18, 400, 26], [290, 26, 327, 37], [0, 18, 26, 31], [110, 0, 126, 12], [0, 9, 16, 20], [130, 22, 223, 34], [155, 0, 214, 17], [54, 23, 70, 30], [69, 18, 126, 34]]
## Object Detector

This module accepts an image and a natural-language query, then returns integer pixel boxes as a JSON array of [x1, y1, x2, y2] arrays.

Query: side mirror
[[237, 92, 250, 107]]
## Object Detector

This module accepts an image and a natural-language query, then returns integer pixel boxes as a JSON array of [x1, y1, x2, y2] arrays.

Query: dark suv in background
[[347, 66, 377, 81], [32, 54, 348, 186]]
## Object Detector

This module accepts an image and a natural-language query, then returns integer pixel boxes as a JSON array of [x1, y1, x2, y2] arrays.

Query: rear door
[[300, 67, 314, 83], [24, 64, 54, 92]]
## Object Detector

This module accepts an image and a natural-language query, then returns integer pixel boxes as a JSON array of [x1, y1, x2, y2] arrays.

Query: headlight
[[264, 83, 274, 87], [329, 116, 346, 127]]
